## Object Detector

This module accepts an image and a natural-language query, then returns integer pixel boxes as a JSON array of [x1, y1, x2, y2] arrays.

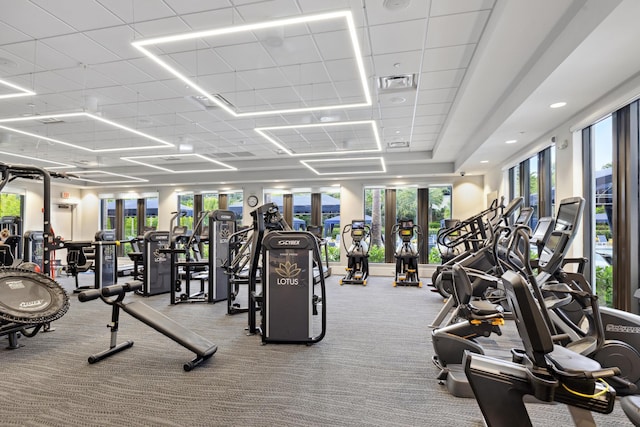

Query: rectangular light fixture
[[121, 153, 237, 173], [300, 157, 386, 175], [0, 150, 75, 169], [255, 120, 381, 157], [0, 112, 174, 152], [0, 78, 35, 99], [131, 10, 371, 117], [68, 170, 149, 184]]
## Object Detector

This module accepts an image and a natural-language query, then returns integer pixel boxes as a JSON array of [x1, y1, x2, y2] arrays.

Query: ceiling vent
[[37, 117, 65, 124], [187, 93, 235, 111], [377, 74, 417, 92], [387, 140, 410, 149]]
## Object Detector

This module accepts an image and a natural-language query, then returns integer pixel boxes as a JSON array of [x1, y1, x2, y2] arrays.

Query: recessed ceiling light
[[0, 112, 173, 152], [132, 10, 371, 117], [480, 160, 489, 164], [0, 78, 35, 100], [550, 102, 567, 109], [0, 151, 75, 169], [69, 170, 148, 184], [255, 120, 381, 157], [121, 153, 236, 173], [505, 139, 518, 144], [301, 156, 386, 175], [390, 96, 406, 104]]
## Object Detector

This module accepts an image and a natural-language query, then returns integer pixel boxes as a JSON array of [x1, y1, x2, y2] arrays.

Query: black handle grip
[[78, 289, 102, 302], [124, 281, 143, 293], [101, 284, 126, 298]]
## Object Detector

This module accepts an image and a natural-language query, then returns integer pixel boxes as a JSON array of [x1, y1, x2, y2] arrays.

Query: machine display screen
[[400, 229, 412, 237], [401, 220, 414, 228], [351, 220, 365, 230], [352, 229, 364, 237], [555, 200, 581, 231]]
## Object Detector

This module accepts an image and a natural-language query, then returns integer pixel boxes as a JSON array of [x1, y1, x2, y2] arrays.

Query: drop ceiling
[[0, 0, 637, 188]]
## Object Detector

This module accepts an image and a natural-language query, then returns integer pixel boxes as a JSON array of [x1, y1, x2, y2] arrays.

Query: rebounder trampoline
[[0, 267, 69, 348]]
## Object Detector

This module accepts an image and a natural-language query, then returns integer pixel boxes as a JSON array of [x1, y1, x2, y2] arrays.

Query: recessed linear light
[[0, 78, 35, 100], [68, 170, 148, 184], [550, 102, 567, 109], [0, 112, 174, 152], [255, 120, 381, 157], [505, 139, 518, 144], [131, 10, 371, 117], [121, 153, 237, 173], [300, 157, 386, 175], [0, 151, 75, 169], [480, 160, 489, 164]]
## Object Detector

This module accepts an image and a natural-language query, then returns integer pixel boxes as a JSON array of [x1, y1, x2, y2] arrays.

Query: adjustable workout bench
[[78, 282, 217, 371]]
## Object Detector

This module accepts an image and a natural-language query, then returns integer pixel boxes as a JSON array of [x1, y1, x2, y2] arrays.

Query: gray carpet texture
[[0, 272, 634, 426]]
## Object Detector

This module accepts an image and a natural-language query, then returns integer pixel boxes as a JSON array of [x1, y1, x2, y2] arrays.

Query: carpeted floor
[[0, 272, 634, 426]]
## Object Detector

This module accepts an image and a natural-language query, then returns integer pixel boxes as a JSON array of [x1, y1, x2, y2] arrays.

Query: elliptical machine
[[391, 219, 422, 287], [339, 220, 370, 286]]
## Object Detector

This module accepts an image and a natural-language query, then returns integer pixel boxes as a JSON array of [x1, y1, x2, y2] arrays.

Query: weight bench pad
[[121, 301, 217, 357]]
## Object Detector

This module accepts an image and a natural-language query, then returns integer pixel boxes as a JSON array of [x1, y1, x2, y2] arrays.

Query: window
[[591, 116, 614, 306], [364, 187, 385, 263], [145, 197, 158, 231], [428, 186, 452, 263], [293, 192, 311, 230], [0, 193, 22, 218], [177, 193, 194, 229], [321, 188, 341, 262]]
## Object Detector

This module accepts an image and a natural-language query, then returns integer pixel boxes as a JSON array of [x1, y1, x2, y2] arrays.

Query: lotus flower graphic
[[220, 229, 231, 239], [275, 261, 301, 278]]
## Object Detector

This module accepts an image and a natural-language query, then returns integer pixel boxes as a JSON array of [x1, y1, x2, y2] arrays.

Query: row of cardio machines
[[430, 196, 640, 425], [339, 218, 423, 287]]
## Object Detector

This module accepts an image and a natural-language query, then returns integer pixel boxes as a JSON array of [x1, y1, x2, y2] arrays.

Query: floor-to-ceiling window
[[364, 187, 385, 263], [428, 186, 452, 264], [592, 116, 614, 306]]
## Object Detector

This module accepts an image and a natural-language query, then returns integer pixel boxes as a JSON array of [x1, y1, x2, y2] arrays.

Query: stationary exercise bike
[[391, 219, 422, 287], [340, 220, 370, 286]]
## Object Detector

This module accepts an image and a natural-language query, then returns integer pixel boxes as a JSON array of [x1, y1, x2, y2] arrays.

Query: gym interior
[[1, 1, 640, 425]]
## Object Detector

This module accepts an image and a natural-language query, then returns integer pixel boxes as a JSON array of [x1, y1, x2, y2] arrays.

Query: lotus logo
[[275, 261, 301, 286], [220, 229, 231, 240]]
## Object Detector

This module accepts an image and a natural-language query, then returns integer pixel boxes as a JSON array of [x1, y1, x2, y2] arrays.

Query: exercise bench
[[78, 282, 217, 371]]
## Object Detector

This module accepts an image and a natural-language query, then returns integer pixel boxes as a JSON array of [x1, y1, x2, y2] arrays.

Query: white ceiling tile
[[215, 43, 276, 71], [96, 0, 176, 22], [131, 16, 191, 38], [363, 0, 429, 26], [372, 51, 422, 77], [419, 69, 464, 90], [85, 26, 141, 60], [417, 87, 457, 104], [31, 70, 82, 93], [32, 0, 124, 31], [126, 81, 184, 100], [314, 29, 356, 61], [234, 0, 301, 22], [0, 21, 31, 44], [0, 41, 77, 72], [162, 0, 231, 15], [368, 19, 427, 55], [41, 33, 121, 65], [422, 44, 476, 72], [430, 0, 495, 17], [179, 8, 243, 31], [0, 0, 75, 38], [95, 61, 154, 85], [426, 10, 490, 48], [415, 103, 451, 116]]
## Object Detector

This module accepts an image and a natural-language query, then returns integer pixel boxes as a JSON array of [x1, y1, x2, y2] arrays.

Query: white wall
[[451, 176, 485, 220]]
